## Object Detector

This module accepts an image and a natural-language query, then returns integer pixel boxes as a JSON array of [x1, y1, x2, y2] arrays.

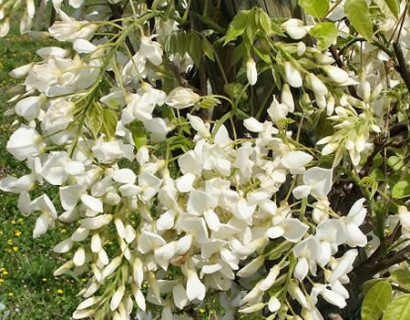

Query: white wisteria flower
[[165, 87, 200, 109]]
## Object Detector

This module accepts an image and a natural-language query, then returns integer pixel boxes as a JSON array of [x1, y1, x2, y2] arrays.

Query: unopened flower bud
[[246, 58, 258, 86], [307, 73, 328, 95], [323, 66, 349, 84], [284, 62, 303, 88]]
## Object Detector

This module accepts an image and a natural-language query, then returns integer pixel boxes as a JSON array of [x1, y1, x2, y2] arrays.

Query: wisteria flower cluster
[[1, 0, 409, 319]]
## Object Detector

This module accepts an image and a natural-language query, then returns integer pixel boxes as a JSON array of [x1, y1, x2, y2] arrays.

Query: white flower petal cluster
[[4, 3, 402, 320]]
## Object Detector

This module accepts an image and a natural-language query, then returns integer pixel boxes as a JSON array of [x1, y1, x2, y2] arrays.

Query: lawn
[[0, 20, 83, 320]]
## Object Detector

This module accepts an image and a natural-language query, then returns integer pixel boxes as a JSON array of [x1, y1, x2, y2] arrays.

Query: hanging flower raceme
[[2, 2, 408, 320]]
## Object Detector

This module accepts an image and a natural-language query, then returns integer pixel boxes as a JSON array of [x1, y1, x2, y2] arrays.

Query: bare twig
[[109, 3, 136, 55], [393, 41, 410, 92]]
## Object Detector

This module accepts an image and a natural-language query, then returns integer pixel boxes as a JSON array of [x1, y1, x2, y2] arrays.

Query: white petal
[[110, 286, 125, 311], [81, 195, 103, 213], [304, 167, 333, 198], [36, 47, 69, 59], [156, 210, 176, 231], [345, 224, 367, 247], [9, 63, 33, 78], [246, 58, 258, 85], [73, 247, 86, 266], [175, 173, 195, 193], [281, 218, 309, 242], [204, 209, 221, 231], [71, 227, 89, 241], [73, 39, 96, 53], [114, 218, 126, 238], [102, 256, 122, 279], [33, 215, 50, 238], [284, 61, 303, 88], [77, 297, 99, 311], [346, 198, 366, 225], [294, 257, 309, 281], [15, 96, 44, 121], [259, 265, 281, 291], [138, 230, 166, 254], [173, 283, 188, 309], [202, 264, 222, 274], [237, 256, 264, 278], [281, 84, 294, 112], [307, 73, 328, 95], [292, 185, 312, 199], [187, 114, 209, 137], [154, 242, 175, 270], [176, 234, 193, 255], [81, 214, 113, 230], [187, 189, 211, 215], [236, 198, 256, 220], [91, 233, 102, 253], [244, 117, 264, 133], [321, 288, 346, 308], [124, 225, 136, 244], [60, 185, 85, 211], [268, 296, 281, 312], [267, 226, 285, 239], [72, 309, 95, 319], [281, 151, 313, 171], [239, 303, 265, 313], [53, 238, 74, 253], [132, 285, 146, 311], [64, 160, 85, 176], [112, 168, 137, 184], [323, 66, 349, 84], [186, 269, 206, 301]]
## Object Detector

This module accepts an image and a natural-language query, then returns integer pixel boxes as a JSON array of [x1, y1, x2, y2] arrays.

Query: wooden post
[[227, 0, 303, 20], [34, 0, 47, 31]]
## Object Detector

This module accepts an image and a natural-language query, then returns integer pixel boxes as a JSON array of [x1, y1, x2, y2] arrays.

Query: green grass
[[0, 21, 83, 320]]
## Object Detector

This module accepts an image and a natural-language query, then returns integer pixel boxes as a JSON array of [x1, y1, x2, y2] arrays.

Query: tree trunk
[[226, 0, 303, 20]]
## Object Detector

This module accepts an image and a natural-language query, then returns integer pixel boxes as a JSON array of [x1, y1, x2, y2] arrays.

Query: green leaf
[[270, 20, 285, 36], [87, 102, 103, 139], [370, 169, 385, 182], [202, 37, 215, 61], [225, 10, 251, 44], [245, 11, 257, 44], [299, 0, 329, 18], [309, 22, 338, 50], [127, 120, 147, 149], [187, 32, 202, 67], [390, 269, 410, 287], [383, 294, 410, 320], [101, 108, 117, 140], [362, 279, 384, 296], [345, 0, 373, 41], [392, 177, 410, 199], [258, 10, 272, 35], [253, 46, 271, 64], [374, 0, 400, 18], [388, 156, 404, 171], [361, 281, 392, 320], [384, 0, 400, 18], [197, 96, 221, 109]]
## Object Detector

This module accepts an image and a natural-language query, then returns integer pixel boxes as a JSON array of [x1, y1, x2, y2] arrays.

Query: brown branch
[[372, 245, 410, 273], [165, 58, 189, 87], [390, 119, 410, 137], [393, 41, 410, 92], [350, 225, 408, 290]]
